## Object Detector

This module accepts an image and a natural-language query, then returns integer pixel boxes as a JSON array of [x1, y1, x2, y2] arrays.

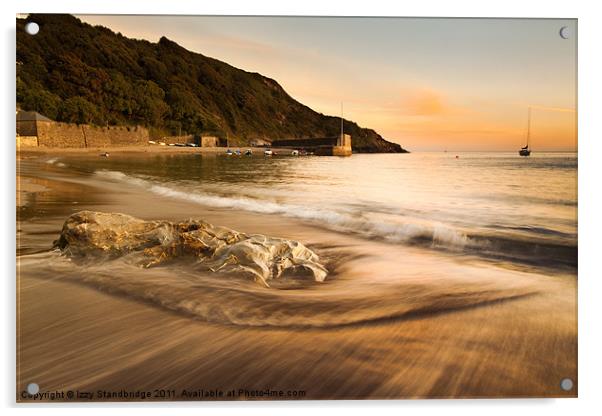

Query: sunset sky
[[77, 15, 577, 151]]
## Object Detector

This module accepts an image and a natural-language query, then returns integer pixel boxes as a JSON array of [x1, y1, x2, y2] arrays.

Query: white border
[[2, 1, 601, 415]]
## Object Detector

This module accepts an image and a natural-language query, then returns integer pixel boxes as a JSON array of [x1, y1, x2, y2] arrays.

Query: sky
[[77, 15, 577, 151]]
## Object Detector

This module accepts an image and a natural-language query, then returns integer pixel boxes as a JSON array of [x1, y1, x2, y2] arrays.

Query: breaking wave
[[44, 157, 66, 168], [95, 170, 473, 247], [94, 169, 577, 268]]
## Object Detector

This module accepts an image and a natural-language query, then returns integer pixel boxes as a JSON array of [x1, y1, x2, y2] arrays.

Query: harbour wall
[[156, 135, 221, 147], [16, 136, 38, 148], [33, 122, 149, 148], [272, 134, 352, 156], [159, 135, 195, 145]]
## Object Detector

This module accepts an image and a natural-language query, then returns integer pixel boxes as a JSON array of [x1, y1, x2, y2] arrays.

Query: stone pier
[[270, 134, 352, 156]]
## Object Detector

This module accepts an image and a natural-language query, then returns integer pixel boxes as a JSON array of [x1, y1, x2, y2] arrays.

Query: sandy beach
[[16, 152, 577, 401]]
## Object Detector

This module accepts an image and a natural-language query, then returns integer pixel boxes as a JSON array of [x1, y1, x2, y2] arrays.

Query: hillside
[[16, 14, 408, 153]]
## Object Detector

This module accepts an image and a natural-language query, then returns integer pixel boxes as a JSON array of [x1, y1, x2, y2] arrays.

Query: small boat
[[235, 149, 241, 155], [245, 149, 253, 156], [291, 150, 299, 156], [519, 145, 531, 157], [519, 107, 532, 157], [100, 152, 110, 158], [264, 149, 273, 156]]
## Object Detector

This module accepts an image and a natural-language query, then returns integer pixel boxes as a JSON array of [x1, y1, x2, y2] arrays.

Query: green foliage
[[58, 96, 101, 125], [17, 79, 61, 120], [16, 14, 406, 152]]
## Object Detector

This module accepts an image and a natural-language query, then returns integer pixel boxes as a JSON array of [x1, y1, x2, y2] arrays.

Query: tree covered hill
[[16, 14, 407, 152]]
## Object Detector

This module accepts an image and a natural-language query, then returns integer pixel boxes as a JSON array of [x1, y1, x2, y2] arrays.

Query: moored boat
[[519, 107, 532, 157]]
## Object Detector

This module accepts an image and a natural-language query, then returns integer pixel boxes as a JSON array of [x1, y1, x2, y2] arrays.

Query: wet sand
[[16, 154, 577, 401]]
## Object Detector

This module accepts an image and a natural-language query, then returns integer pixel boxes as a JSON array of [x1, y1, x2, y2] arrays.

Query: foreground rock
[[54, 211, 328, 287]]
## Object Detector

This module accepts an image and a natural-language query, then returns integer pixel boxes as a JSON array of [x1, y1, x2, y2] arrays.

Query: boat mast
[[340, 101, 344, 143], [526, 106, 531, 147]]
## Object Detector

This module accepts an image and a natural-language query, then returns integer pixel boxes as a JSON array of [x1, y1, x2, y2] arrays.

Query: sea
[[83, 151, 578, 269], [18, 151, 577, 328]]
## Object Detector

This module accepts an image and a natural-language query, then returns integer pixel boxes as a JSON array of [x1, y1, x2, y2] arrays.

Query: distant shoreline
[[17, 146, 579, 156], [17, 145, 412, 156], [17, 145, 296, 156], [17, 145, 578, 157]]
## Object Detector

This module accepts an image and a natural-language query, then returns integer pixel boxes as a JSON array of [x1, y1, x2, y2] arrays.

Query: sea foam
[[94, 169, 474, 251]]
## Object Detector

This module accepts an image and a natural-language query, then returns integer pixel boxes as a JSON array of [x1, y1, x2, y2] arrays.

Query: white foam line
[[95, 169, 473, 249]]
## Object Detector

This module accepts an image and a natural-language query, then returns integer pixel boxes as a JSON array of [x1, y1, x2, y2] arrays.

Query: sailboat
[[519, 107, 532, 157]]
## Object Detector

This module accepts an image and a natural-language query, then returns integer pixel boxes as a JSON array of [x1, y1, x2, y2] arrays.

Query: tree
[[132, 80, 169, 126], [58, 97, 101, 125], [17, 79, 61, 120]]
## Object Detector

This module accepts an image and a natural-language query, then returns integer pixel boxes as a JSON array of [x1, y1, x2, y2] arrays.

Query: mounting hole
[[560, 378, 574, 391], [26, 382, 39, 395], [24, 22, 39, 35], [559, 26, 570, 40]]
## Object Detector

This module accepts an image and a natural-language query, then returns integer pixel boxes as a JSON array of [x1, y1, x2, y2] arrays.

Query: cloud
[[399, 88, 447, 116], [393, 118, 518, 138]]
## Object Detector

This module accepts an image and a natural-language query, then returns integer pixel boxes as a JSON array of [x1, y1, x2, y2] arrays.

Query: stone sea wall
[[16, 136, 38, 148], [200, 136, 219, 147], [157, 135, 219, 147], [84, 125, 148, 147], [160, 134, 195, 145], [37, 122, 86, 148], [34, 122, 149, 148]]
